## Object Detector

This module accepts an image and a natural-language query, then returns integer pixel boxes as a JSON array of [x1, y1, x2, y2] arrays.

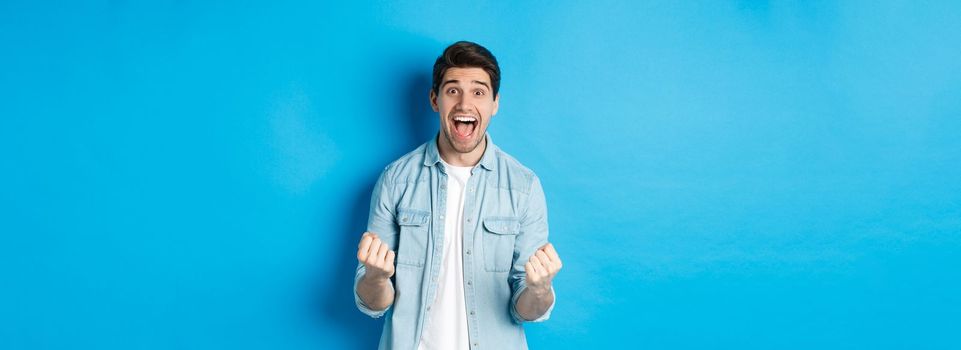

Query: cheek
[[439, 101, 456, 115], [481, 107, 495, 123]]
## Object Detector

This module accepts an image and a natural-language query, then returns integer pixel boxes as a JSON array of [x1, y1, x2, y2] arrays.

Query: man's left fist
[[525, 243, 562, 293]]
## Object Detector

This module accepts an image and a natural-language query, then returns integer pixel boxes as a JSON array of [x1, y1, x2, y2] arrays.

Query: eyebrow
[[441, 79, 491, 90]]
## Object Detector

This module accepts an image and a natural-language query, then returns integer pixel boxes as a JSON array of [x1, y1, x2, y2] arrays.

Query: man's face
[[431, 67, 499, 154]]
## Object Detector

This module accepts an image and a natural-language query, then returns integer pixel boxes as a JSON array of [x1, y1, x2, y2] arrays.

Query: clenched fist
[[525, 243, 562, 293], [357, 232, 395, 281]]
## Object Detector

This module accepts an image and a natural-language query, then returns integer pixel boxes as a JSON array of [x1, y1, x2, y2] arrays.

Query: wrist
[[361, 273, 390, 287], [527, 283, 552, 297]]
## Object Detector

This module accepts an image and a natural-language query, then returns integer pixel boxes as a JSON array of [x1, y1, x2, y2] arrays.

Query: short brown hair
[[432, 41, 500, 98]]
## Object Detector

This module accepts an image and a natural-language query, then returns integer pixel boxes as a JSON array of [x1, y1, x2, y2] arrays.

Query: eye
[[447, 88, 458, 95], [474, 90, 485, 96]]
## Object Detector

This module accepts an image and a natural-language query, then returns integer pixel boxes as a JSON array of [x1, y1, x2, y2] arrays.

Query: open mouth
[[451, 115, 478, 139]]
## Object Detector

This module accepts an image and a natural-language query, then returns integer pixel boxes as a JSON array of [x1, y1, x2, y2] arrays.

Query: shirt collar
[[423, 133, 496, 171]]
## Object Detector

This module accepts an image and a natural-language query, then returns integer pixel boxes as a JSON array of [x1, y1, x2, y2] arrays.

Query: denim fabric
[[353, 133, 554, 350]]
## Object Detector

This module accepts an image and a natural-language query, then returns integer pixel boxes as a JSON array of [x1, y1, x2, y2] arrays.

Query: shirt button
[[467, 281, 472, 285], [467, 218, 472, 223], [441, 184, 446, 189], [466, 250, 471, 255], [470, 310, 475, 315]]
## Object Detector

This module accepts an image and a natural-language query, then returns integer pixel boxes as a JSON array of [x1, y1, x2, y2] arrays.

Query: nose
[[454, 97, 472, 113]]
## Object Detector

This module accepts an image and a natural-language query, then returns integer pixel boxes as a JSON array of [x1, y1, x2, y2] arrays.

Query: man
[[353, 41, 562, 350]]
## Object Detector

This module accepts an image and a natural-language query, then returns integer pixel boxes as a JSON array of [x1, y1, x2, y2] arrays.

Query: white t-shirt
[[417, 161, 473, 350]]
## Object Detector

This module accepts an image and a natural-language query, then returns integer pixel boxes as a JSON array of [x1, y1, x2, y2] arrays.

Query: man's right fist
[[357, 232, 395, 281]]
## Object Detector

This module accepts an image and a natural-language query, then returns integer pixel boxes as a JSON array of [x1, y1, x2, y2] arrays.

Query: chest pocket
[[396, 207, 430, 267], [482, 217, 521, 272]]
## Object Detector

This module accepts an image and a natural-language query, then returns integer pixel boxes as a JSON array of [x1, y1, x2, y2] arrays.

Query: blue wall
[[2, 1, 960, 349]]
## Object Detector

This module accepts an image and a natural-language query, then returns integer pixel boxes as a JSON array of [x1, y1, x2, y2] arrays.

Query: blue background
[[2, 1, 960, 349]]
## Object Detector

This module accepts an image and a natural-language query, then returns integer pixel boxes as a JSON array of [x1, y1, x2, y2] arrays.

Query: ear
[[491, 93, 500, 117], [429, 89, 439, 112]]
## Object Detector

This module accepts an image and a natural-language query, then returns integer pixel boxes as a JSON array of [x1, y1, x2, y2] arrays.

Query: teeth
[[454, 116, 477, 122]]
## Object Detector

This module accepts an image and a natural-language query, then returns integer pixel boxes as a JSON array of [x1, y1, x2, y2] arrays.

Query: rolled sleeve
[[354, 263, 393, 318], [508, 175, 553, 324], [353, 168, 398, 318], [510, 281, 555, 323]]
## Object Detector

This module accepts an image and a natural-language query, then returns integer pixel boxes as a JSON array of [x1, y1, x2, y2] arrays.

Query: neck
[[438, 133, 487, 167]]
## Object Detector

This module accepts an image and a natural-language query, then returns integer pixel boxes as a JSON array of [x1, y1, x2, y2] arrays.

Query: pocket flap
[[483, 217, 520, 235], [397, 208, 430, 226]]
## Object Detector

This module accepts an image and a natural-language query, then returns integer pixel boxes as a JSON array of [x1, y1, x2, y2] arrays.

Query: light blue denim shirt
[[354, 133, 554, 350]]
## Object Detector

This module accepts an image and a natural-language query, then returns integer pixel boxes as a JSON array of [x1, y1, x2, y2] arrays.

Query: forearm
[[357, 273, 394, 311], [515, 284, 554, 321]]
